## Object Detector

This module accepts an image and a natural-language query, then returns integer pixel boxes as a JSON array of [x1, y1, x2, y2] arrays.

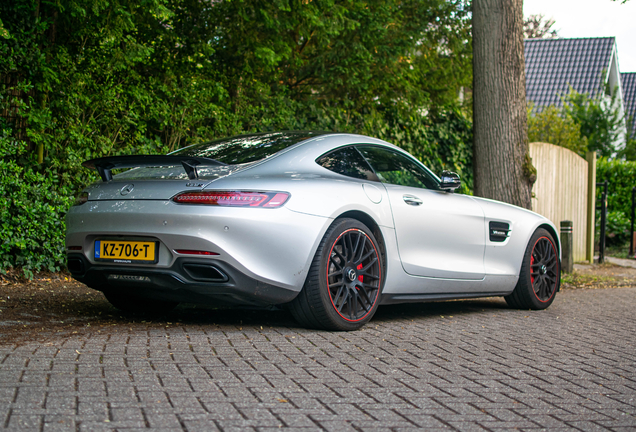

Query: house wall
[[607, 47, 627, 149], [530, 142, 588, 262]]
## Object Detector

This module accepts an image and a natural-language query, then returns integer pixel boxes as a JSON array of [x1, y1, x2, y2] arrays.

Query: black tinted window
[[357, 146, 438, 189], [171, 131, 324, 165], [316, 146, 378, 181]]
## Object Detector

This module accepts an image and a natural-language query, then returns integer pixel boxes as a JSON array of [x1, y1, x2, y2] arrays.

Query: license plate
[[94, 240, 158, 264]]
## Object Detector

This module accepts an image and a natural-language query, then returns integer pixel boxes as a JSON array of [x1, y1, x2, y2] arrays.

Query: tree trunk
[[473, 0, 535, 209]]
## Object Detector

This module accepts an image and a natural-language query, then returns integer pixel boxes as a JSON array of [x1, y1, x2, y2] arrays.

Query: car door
[[357, 145, 486, 280]]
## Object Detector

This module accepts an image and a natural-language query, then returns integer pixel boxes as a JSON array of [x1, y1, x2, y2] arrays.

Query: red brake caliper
[[357, 263, 363, 283], [530, 254, 535, 285]]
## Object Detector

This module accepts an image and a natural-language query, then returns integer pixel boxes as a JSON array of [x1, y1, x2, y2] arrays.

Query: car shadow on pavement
[[373, 297, 507, 323], [126, 296, 510, 330], [0, 271, 513, 344]]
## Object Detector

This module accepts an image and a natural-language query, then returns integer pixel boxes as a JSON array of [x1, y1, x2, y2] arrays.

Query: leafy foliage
[[618, 117, 636, 161], [368, 108, 474, 193], [205, 0, 473, 112], [0, 133, 74, 278], [596, 158, 636, 246], [562, 90, 624, 158], [528, 89, 625, 158], [523, 14, 558, 39], [603, 211, 631, 246], [527, 105, 587, 156], [0, 0, 473, 276], [596, 158, 636, 218]]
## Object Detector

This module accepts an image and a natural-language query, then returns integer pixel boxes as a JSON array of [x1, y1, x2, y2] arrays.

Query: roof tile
[[622, 73, 636, 139], [525, 37, 615, 110]]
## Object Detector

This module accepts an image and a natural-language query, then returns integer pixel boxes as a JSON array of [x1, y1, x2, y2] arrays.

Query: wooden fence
[[530, 142, 589, 262]]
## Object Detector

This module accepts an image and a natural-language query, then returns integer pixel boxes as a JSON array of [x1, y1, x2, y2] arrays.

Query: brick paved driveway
[[1, 287, 635, 431]]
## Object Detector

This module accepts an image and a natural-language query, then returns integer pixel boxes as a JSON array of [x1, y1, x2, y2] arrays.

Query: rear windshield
[[171, 131, 325, 164], [115, 131, 325, 180]]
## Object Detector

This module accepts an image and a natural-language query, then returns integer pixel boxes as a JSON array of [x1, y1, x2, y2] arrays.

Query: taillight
[[74, 192, 88, 206], [172, 191, 290, 208]]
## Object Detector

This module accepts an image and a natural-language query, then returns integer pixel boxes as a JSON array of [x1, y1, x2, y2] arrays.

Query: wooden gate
[[530, 142, 589, 262]]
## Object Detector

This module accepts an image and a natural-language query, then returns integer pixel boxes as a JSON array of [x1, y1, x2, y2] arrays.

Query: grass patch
[[562, 271, 613, 287], [561, 270, 629, 290], [604, 243, 632, 259]]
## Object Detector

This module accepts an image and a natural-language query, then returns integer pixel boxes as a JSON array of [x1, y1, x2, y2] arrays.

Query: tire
[[104, 289, 178, 317], [289, 218, 383, 331], [505, 228, 560, 309]]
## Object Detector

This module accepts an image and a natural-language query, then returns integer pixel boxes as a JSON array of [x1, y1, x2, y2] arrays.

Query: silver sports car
[[66, 132, 561, 330]]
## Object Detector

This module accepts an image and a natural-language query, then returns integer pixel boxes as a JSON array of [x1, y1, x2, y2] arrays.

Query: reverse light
[[172, 191, 290, 208]]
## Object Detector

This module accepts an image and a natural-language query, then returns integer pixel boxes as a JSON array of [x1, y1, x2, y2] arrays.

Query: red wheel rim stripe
[[530, 236, 558, 303], [326, 228, 381, 322]]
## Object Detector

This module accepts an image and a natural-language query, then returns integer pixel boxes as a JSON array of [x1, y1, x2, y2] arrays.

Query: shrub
[[0, 0, 474, 277], [527, 89, 625, 158], [0, 137, 74, 277], [564, 90, 624, 158], [603, 211, 631, 247], [527, 105, 587, 156], [596, 158, 636, 217], [596, 158, 636, 246]]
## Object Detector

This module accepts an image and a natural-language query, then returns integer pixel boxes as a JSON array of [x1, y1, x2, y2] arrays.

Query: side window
[[316, 146, 379, 181], [357, 146, 439, 189]]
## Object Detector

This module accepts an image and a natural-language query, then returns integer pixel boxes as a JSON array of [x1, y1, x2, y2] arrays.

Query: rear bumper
[[65, 201, 330, 291], [67, 253, 299, 306]]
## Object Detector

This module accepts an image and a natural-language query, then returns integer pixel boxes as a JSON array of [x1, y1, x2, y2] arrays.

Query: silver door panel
[[386, 185, 486, 280], [379, 225, 516, 294]]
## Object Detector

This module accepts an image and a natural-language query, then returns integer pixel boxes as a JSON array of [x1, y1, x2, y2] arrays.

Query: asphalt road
[[0, 286, 635, 431]]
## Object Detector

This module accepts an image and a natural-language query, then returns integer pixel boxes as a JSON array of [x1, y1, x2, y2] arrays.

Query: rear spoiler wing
[[82, 155, 226, 182]]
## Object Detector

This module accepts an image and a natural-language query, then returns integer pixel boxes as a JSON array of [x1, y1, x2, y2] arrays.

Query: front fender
[[472, 196, 560, 277]]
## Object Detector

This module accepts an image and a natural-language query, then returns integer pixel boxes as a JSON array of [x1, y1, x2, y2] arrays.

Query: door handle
[[403, 195, 422, 206]]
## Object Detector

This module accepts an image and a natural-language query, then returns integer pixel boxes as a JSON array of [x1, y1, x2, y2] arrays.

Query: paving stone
[[0, 288, 635, 430], [42, 414, 76, 432]]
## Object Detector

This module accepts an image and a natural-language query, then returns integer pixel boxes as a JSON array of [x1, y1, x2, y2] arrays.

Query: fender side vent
[[182, 263, 229, 283], [489, 222, 510, 242]]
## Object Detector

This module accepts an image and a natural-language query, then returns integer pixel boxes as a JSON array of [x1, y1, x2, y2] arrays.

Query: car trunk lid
[[85, 179, 211, 201], [84, 164, 253, 201]]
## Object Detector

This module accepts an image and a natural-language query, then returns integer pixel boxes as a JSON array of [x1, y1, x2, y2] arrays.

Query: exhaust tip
[[182, 263, 229, 282], [67, 257, 85, 274]]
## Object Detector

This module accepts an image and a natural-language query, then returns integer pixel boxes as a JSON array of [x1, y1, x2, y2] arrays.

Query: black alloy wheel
[[326, 228, 381, 322], [530, 236, 559, 302], [289, 218, 383, 331], [505, 228, 560, 310]]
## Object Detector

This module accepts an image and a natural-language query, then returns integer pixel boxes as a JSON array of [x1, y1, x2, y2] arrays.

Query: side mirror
[[439, 171, 461, 192]]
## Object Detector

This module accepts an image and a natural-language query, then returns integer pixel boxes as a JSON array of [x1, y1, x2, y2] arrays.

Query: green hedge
[[0, 107, 474, 277], [0, 133, 74, 277], [0, 0, 473, 277], [596, 158, 636, 245], [596, 158, 636, 218]]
